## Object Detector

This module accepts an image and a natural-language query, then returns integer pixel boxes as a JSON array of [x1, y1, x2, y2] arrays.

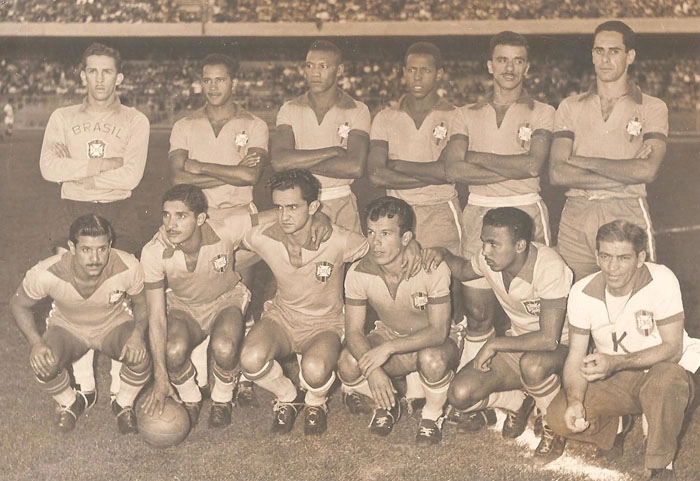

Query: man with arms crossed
[[271, 40, 370, 233], [10, 215, 150, 434], [549, 21, 668, 281], [339, 196, 459, 445], [423, 207, 572, 460], [546, 221, 698, 480]]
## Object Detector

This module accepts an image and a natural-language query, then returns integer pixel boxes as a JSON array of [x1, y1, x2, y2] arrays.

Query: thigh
[[582, 370, 645, 418], [168, 309, 208, 348], [243, 317, 294, 362], [210, 304, 246, 341], [299, 330, 342, 368], [461, 203, 487, 260], [367, 324, 417, 377], [457, 351, 523, 395], [43, 326, 90, 368], [100, 320, 137, 360]]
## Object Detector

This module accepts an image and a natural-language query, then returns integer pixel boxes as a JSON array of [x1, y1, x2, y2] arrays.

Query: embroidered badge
[[108, 290, 125, 305], [626, 117, 642, 141], [412, 292, 429, 311], [211, 254, 228, 273], [337, 122, 350, 146], [517, 123, 532, 148], [87, 139, 106, 158], [432, 121, 447, 145], [235, 130, 249, 152], [315, 261, 333, 282], [635, 309, 654, 336], [522, 299, 541, 316]]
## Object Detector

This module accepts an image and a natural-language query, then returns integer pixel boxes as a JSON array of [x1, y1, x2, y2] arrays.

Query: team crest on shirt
[[522, 299, 540, 316], [635, 309, 655, 336], [108, 290, 126, 305], [87, 139, 106, 158], [517, 123, 533, 148], [432, 122, 447, 145], [235, 130, 249, 152], [412, 292, 429, 311], [211, 254, 228, 273], [315, 261, 333, 282], [337, 122, 350, 146], [626, 117, 643, 140]]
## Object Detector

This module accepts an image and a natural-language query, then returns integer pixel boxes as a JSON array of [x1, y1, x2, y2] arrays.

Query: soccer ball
[[136, 396, 191, 448]]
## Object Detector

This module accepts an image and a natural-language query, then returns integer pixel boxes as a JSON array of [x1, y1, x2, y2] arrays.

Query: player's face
[[403, 53, 442, 100], [304, 50, 342, 95], [366, 216, 412, 267], [596, 240, 645, 296], [202, 64, 234, 107], [488, 44, 529, 92], [592, 31, 635, 84], [69, 235, 111, 278], [80, 55, 123, 103], [480, 225, 523, 272], [162, 200, 206, 246], [272, 187, 318, 235]]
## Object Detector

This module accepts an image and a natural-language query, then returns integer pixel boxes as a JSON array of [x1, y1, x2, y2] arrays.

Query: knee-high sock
[[190, 337, 210, 388], [244, 360, 297, 403], [524, 374, 560, 415], [109, 360, 122, 395], [72, 350, 96, 392], [210, 360, 236, 403], [405, 371, 425, 399], [37, 369, 76, 407], [300, 370, 335, 407], [485, 390, 526, 413], [341, 376, 374, 401], [420, 371, 453, 421], [460, 327, 495, 369], [171, 361, 203, 404], [115, 360, 151, 408]]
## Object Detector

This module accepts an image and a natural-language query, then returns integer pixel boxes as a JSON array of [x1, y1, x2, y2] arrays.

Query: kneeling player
[[423, 207, 572, 459], [10, 215, 150, 434], [338, 197, 460, 444], [239, 169, 369, 435]]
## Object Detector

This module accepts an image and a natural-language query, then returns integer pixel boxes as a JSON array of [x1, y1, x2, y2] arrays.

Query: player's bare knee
[[464, 307, 493, 333], [417, 348, 450, 383], [239, 344, 269, 374], [125, 352, 151, 373], [447, 376, 481, 410], [210, 336, 238, 365], [337, 349, 361, 383], [165, 338, 190, 370], [519, 352, 549, 385], [300, 357, 334, 388]]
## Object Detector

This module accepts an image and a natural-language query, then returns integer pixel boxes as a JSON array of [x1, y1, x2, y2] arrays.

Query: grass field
[[1, 129, 699, 481]]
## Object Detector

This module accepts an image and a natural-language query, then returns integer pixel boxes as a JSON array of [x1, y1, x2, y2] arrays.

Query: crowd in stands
[[1, 0, 698, 22], [1, 55, 698, 122]]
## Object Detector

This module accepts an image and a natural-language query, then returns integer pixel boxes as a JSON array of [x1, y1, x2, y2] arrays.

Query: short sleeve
[[643, 97, 669, 139], [344, 263, 368, 303], [342, 230, 370, 264], [566, 284, 591, 332], [276, 101, 293, 128], [553, 97, 576, 137], [123, 254, 145, 296], [534, 250, 573, 301], [140, 241, 166, 289], [427, 262, 451, 302], [370, 109, 390, 142], [532, 103, 555, 133], [470, 252, 485, 277], [169, 118, 189, 153], [450, 107, 469, 140], [22, 263, 51, 301], [652, 266, 684, 324], [350, 102, 371, 135], [247, 117, 270, 152]]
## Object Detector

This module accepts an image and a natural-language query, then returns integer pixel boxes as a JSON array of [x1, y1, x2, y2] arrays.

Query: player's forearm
[[367, 164, 428, 189], [609, 343, 682, 372], [310, 155, 364, 179], [171, 168, 225, 188], [270, 146, 342, 172], [549, 160, 623, 189], [385, 325, 448, 355], [40, 151, 102, 183], [148, 314, 168, 377], [345, 331, 373, 364], [562, 359, 588, 405], [441, 250, 478, 282], [488, 329, 559, 354], [467, 151, 543, 180], [10, 301, 43, 346], [445, 159, 508, 185], [91, 118, 149, 190], [567, 156, 660, 185], [389, 159, 450, 185], [199, 163, 260, 186]]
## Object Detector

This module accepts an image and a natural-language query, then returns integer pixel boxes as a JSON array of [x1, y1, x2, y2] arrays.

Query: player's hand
[[400, 238, 422, 280], [308, 211, 333, 250], [358, 344, 393, 377], [473, 341, 496, 372], [29, 341, 56, 379], [143, 375, 178, 416], [184, 158, 203, 174], [367, 369, 396, 411], [239, 152, 262, 167], [580, 353, 616, 381], [52, 142, 71, 158], [564, 400, 589, 433], [421, 247, 447, 273], [100, 157, 124, 172], [119, 330, 147, 365], [633, 142, 653, 160]]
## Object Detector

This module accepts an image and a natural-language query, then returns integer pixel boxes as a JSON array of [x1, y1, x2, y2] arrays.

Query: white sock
[[191, 337, 210, 388], [210, 378, 234, 404], [173, 373, 203, 404], [54, 388, 77, 408], [420, 372, 452, 421], [460, 327, 495, 369], [300, 371, 335, 407], [486, 390, 525, 413], [247, 360, 297, 403], [115, 380, 141, 408], [72, 350, 96, 392], [109, 360, 122, 395], [405, 371, 424, 399], [343, 378, 374, 400]]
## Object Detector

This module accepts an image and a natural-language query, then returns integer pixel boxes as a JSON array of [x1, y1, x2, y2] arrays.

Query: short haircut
[[489, 31, 530, 59], [594, 20, 636, 52], [162, 184, 208, 216], [81, 42, 122, 73], [482, 207, 533, 247], [69, 214, 114, 245], [308, 40, 343, 64], [201, 53, 239, 78], [268, 169, 320, 204], [596, 220, 648, 255], [365, 196, 415, 235], [405, 42, 443, 70]]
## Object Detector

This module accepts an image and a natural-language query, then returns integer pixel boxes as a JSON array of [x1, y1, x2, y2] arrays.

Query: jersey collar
[[162, 222, 221, 259], [512, 244, 539, 284], [79, 95, 122, 113], [469, 89, 535, 111], [581, 263, 653, 302], [396, 94, 454, 113], [291, 89, 357, 110], [187, 103, 254, 122], [48, 249, 129, 298], [579, 80, 643, 104]]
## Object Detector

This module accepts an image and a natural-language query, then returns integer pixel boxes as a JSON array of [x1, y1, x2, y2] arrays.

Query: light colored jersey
[[39, 97, 150, 202], [370, 95, 462, 206], [345, 257, 451, 335], [471, 243, 572, 341], [455, 91, 554, 198], [169, 105, 268, 210], [553, 81, 668, 199], [22, 249, 143, 334], [244, 221, 368, 319], [276, 89, 370, 193], [141, 214, 252, 308]]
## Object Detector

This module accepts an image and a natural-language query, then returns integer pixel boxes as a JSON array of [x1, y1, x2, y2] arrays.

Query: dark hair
[[365, 196, 415, 235], [69, 214, 115, 245], [308, 40, 343, 64], [405, 42, 443, 70], [489, 31, 530, 59], [483, 207, 533, 247], [201, 53, 239, 78], [268, 169, 320, 204], [162, 184, 208, 216], [596, 220, 648, 255], [594, 21, 636, 52], [81, 42, 122, 73]]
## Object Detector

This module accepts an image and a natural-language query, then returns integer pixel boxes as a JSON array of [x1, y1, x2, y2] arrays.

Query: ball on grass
[[136, 396, 191, 448]]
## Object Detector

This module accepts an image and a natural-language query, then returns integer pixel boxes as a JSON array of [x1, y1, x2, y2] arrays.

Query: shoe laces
[[372, 413, 391, 427], [504, 411, 518, 429], [346, 392, 363, 409], [306, 405, 326, 425], [418, 425, 436, 436]]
